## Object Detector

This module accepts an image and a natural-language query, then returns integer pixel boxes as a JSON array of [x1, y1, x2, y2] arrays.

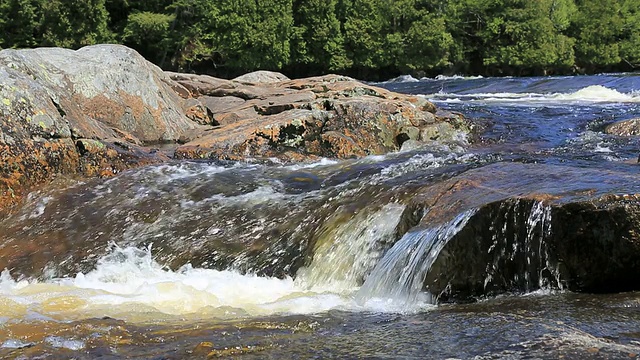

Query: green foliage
[[122, 11, 175, 64], [290, 0, 351, 74], [0, 0, 39, 48], [342, 0, 386, 75], [402, 14, 455, 72], [618, 0, 640, 68], [210, 0, 293, 72], [166, 0, 292, 74], [482, 0, 576, 74], [444, 0, 577, 75], [0, 0, 636, 77], [39, 0, 114, 48], [570, 0, 624, 69]]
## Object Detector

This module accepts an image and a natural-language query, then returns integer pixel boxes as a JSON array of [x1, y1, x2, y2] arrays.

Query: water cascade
[[481, 200, 563, 294], [355, 210, 476, 307], [1, 72, 640, 358], [295, 203, 406, 292]]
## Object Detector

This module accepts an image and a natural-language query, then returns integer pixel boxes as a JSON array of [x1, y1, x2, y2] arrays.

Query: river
[[0, 74, 639, 359]]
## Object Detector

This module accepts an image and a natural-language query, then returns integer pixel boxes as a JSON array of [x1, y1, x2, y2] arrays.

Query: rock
[[198, 96, 245, 116], [398, 162, 640, 302], [0, 45, 200, 213], [0, 45, 200, 142], [165, 72, 233, 96], [0, 45, 461, 215], [605, 118, 640, 136], [233, 70, 290, 84], [173, 74, 468, 161]]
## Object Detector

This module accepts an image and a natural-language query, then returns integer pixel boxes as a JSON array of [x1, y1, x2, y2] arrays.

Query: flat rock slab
[[169, 73, 468, 161], [1, 45, 463, 214]]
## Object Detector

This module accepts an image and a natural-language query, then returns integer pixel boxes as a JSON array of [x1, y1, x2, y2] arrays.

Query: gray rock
[[0, 45, 195, 212], [0, 45, 200, 143], [233, 70, 290, 84]]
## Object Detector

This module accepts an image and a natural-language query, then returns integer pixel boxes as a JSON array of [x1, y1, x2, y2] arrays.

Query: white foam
[[1, 339, 33, 349], [381, 75, 420, 83], [283, 158, 339, 170], [552, 85, 638, 102], [425, 85, 640, 104], [44, 336, 85, 350], [0, 244, 435, 323], [432, 74, 484, 80]]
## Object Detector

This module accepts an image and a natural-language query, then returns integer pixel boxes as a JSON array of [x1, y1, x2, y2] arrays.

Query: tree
[[569, 0, 632, 71], [39, 0, 114, 48], [0, 0, 39, 48], [402, 13, 455, 73], [290, 0, 350, 75], [379, 0, 455, 75], [122, 11, 175, 64], [168, 0, 219, 70], [340, 0, 387, 77], [445, 0, 576, 75], [483, 0, 576, 74], [619, 0, 640, 69]]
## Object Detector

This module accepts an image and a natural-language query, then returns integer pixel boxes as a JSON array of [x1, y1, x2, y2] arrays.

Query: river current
[[0, 74, 639, 359]]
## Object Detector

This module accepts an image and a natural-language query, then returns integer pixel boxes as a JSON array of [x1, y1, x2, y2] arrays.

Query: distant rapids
[[380, 72, 640, 104]]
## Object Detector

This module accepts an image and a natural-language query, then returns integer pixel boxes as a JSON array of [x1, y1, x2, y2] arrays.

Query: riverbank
[[0, 44, 472, 214]]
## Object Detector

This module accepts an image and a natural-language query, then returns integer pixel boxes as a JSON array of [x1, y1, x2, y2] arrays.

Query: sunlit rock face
[[170, 73, 469, 162], [0, 46, 464, 215], [0, 45, 198, 212]]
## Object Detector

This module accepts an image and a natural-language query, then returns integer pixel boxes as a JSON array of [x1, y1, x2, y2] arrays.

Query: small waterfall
[[355, 209, 476, 307], [483, 200, 562, 293], [295, 204, 406, 292]]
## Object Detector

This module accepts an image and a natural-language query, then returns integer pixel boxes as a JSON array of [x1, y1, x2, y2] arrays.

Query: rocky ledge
[[0, 44, 472, 213], [398, 162, 640, 302]]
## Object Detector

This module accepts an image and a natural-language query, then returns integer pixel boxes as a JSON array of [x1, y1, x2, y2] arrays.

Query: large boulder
[[0, 45, 201, 143], [232, 70, 290, 84], [170, 74, 470, 161], [0, 45, 204, 212], [396, 162, 640, 302]]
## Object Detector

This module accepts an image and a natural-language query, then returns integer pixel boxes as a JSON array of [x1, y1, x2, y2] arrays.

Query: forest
[[0, 0, 638, 80]]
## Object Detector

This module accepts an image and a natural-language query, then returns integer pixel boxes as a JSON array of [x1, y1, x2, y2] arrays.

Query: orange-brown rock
[[605, 118, 640, 136], [0, 45, 201, 214], [1, 46, 470, 215], [169, 74, 473, 161]]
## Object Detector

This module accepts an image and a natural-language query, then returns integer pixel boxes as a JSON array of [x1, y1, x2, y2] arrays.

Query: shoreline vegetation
[[0, 0, 638, 81]]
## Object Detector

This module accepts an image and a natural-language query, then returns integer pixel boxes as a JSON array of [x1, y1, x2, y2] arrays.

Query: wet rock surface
[[3, 44, 639, 308], [403, 162, 640, 302], [605, 117, 640, 136]]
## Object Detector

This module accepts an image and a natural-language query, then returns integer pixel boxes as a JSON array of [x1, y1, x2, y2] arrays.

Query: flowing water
[[1, 74, 639, 359]]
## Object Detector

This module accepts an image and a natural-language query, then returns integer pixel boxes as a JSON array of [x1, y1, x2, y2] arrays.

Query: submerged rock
[[400, 162, 640, 302], [605, 118, 640, 136]]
